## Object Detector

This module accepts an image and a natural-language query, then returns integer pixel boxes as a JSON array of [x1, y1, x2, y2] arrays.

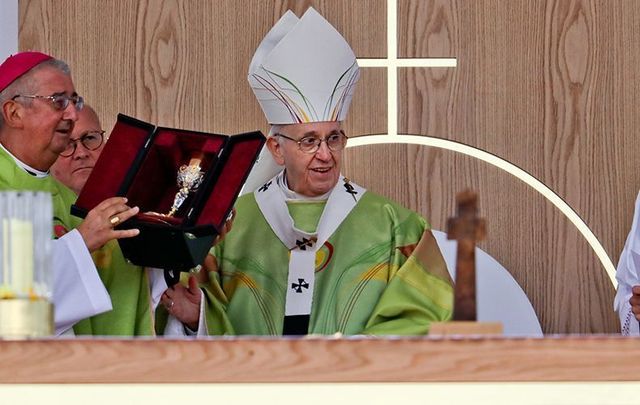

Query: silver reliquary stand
[[0, 191, 53, 338]]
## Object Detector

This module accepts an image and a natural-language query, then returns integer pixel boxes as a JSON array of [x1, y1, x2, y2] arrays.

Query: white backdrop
[[0, 0, 19, 60]]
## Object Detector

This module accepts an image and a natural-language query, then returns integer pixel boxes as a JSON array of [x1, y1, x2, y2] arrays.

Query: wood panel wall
[[18, 0, 640, 333]]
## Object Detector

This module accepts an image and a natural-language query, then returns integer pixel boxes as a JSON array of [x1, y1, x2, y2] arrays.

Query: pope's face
[[267, 121, 344, 197], [51, 107, 103, 195], [18, 66, 79, 170]]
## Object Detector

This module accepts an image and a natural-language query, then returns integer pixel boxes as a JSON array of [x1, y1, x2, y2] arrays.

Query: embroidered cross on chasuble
[[258, 180, 272, 193], [292, 278, 310, 293], [255, 172, 365, 334]]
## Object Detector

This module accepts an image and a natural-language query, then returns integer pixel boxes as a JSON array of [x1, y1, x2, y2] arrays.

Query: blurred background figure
[[51, 104, 104, 195]]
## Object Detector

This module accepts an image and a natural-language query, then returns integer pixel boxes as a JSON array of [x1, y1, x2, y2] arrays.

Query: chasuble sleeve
[[201, 289, 236, 335], [200, 257, 236, 335], [362, 220, 454, 335]]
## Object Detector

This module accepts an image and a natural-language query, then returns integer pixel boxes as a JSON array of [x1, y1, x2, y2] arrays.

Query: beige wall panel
[[399, 67, 456, 137], [347, 68, 387, 137], [343, 144, 618, 333], [398, 0, 457, 58], [19, 0, 386, 137], [396, 0, 640, 332], [20, 0, 141, 132], [560, 0, 640, 261], [399, 1, 547, 167]]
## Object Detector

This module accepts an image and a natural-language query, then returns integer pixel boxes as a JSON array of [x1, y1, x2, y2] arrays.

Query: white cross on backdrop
[[356, 0, 457, 139]]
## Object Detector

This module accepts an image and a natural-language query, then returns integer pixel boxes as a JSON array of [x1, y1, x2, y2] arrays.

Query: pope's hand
[[161, 275, 201, 331]]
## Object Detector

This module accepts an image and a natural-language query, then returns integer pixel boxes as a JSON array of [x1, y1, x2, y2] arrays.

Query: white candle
[[10, 218, 34, 297], [0, 192, 49, 300]]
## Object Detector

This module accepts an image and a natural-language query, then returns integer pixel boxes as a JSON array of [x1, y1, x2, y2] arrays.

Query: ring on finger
[[110, 216, 121, 226]]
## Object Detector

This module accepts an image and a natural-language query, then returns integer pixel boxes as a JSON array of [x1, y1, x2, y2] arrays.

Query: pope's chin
[[307, 171, 338, 195]]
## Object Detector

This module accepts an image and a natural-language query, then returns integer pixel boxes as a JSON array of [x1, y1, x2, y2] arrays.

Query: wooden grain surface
[[19, 0, 387, 136], [17, 0, 640, 333], [392, 0, 639, 332], [343, 144, 618, 333], [1, 336, 639, 383]]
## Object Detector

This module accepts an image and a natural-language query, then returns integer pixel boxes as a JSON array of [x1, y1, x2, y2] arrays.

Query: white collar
[[0, 142, 50, 178], [255, 170, 366, 318]]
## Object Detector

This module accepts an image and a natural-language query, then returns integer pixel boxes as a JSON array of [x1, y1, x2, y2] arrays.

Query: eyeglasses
[[59, 130, 105, 157], [12, 93, 84, 112], [275, 131, 348, 154]]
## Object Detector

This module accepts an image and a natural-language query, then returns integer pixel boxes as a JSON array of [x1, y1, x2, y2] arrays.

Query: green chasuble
[[203, 191, 454, 335], [0, 147, 81, 240], [72, 240, 155, 336], [0, 147, 155, 336]]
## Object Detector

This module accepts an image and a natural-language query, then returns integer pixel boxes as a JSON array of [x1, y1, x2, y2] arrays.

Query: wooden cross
[[446, 190, 486, 321]]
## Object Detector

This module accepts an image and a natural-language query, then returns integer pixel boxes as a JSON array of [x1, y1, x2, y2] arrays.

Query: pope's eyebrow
[[301, 129, 342, 138]]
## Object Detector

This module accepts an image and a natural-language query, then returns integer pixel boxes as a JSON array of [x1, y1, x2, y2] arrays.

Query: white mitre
[[243, 7, 360, 194], [248, 7, 360, 124]]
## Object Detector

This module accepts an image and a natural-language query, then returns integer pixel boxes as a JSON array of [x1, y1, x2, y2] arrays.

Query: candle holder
[[0, 191, 53, 338]]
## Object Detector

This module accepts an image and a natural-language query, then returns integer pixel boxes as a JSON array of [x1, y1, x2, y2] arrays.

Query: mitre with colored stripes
[[248, 7, 360, 124]]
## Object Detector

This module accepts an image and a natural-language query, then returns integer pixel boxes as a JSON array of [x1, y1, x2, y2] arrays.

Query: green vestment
[[72, 240, 155, 336], [0, 146, 155, 336], [203, 190, 453, 335], [0, 146, 81, 239]]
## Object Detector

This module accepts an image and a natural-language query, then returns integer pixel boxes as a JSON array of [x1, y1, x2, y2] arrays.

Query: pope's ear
[[266, 136, 285, 166], [1, 100, 25, 129]]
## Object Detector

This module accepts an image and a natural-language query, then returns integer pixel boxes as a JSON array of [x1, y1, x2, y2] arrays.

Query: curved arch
[[346, 134, 617, 286]]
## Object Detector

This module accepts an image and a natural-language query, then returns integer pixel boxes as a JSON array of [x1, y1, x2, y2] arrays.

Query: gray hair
[[268, 124, 283, 144], [0, 58, 72, 128]]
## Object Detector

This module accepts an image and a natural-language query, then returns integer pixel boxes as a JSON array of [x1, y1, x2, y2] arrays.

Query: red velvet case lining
[[74, 115, 265, 230], [198, 137, 266, 226], [75, 118, 149, 211], [125, 128, 225, 220]]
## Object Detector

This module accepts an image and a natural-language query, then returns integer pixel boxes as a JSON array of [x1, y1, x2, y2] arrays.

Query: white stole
[[254, 171, 365, 317]]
